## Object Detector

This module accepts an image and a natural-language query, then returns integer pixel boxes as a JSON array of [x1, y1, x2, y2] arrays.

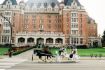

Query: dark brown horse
[[34, 49, 54, 62]]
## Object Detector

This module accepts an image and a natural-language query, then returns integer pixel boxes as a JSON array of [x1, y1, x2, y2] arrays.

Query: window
[[5, 11, 11, 16], [4, 22, 10, 27], [80, 18, 82, 23], [1, 6, 3, 8], [72, 30, 78, 35], [80, 38, 83, 44], [39, 24, 44, 31], [32, 15, 36, 19], [51, 2, 55, 8], [44, 3, 47, 8], [49, 20, 51, 23], [33, 20, 35, 24], [71, 38, 73, 44], [14, 13, 16, 16], [80, 30, 82, 35], [74, 38, 76, 44], [33, 25, 36, 28], [71, 18, 78, 22], [71, 13, 77, 17], [37, 3, 41, 8], [32, 15, 36, 24], [2, 36, 10, 43], [40, 19, 43, 24], [25, 19, 28, 24], [71, 38, 79, 44], [3, 30, 10, 33], [48, 15, 51, 18], [31, 3, 34, 7], [80, 14, 82, 17]]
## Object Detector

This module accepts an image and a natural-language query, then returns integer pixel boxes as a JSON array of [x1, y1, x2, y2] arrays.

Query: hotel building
[[0, 0, 101, 47]]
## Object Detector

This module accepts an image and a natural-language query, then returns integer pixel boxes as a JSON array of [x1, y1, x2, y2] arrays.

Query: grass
[[78, 48, 105, 56], [50, 48, 105, 57], [50, 48, 71, 55], [0, 48, 9, 55], [1, 47, 105, 57]]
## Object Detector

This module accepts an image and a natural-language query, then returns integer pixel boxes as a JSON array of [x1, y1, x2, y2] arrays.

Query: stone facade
[[0, 0, 101, 47]]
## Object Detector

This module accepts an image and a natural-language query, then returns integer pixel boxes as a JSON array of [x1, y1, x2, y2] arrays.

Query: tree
[[102, 31, 105, 47]]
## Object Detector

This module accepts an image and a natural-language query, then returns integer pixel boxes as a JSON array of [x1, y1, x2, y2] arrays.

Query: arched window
[[55, 38, 63, 44], [46, 38, 53, 44], [27, 38, 34, 43], [18, 37, 25, 43]]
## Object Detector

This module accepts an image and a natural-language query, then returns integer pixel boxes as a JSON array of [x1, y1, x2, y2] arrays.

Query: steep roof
[[64, 0, 81, 6], [2, 0, 17, 5], [26, 0, 59, 8]]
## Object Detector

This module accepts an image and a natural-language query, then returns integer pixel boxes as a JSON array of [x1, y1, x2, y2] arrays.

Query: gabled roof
[[2, 0, 17, 5], [64, 0, 81, 6]]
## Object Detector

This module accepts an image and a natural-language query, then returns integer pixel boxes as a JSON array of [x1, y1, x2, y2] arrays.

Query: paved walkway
[[14, 49, 34, 60], [0, 49, 105, 70], [7, 60, 105, 70], [0, 49, 34, 70], [0, 57, 27, 70]]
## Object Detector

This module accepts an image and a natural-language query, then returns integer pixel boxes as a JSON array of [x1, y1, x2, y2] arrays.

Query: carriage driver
[[43, 46, 51, 54]]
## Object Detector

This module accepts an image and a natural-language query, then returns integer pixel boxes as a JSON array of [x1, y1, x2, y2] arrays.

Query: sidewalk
[[80, 57, 105, 60], [0, 56, 27, 70]]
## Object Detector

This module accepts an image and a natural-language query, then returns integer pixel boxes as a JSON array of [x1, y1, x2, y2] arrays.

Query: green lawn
[[78, 48, 105, 56], [50, 48, 105, 57], [1, 47, 105, 57], [0, 48, 9, 55], [50, 48, 71, 55]]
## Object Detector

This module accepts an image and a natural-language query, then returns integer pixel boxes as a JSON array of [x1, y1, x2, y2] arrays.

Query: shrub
[[12, 47, 33, 56], [76, 45, 88, 49]]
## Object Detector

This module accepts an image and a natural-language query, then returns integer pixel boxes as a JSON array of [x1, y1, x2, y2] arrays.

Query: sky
[[0, 0, 105, 36]]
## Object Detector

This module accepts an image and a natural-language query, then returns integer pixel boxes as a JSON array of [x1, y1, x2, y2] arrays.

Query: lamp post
[[0, 13, 12, 57]]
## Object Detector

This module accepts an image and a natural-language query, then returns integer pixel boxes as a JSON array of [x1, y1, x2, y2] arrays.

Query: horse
[[34, 49, 54, 62]]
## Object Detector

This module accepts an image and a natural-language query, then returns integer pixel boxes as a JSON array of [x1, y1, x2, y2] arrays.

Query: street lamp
[[0, 13, 12, 57]]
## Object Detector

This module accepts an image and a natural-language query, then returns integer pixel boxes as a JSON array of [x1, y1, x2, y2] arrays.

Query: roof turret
[[2, 0, 17, 5], [64, 0, 81, 6]]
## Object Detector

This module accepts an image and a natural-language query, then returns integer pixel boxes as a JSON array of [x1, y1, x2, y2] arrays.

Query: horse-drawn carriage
[[33, 44, 80, 62]]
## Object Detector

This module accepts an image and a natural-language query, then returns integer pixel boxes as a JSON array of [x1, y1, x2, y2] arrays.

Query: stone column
[[34, 38, 36, 45], [15, 37, 18, 46], [53, 38, 56, 45], [44, 38, 46, 44], [25, 38, 27, 45], [78, 38, 80, 45], [63, 38, 65, 45]]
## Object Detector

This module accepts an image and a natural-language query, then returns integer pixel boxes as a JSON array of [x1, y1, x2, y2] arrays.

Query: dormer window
[[31, 3, 34, 7], [51, 2, 55, 8], [6, 0, 12, 5], [8, 2, 10, 4], [44, 3, 47, 8], [73, 2, 75, 5], [37, 3, 41, 8]]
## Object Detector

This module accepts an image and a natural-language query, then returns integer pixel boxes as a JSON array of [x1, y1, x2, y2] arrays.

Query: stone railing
[[16, 32, 65, 37]]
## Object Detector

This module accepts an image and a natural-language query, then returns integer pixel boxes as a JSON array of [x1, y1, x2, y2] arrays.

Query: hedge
[[13, 47, 33, 56]]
